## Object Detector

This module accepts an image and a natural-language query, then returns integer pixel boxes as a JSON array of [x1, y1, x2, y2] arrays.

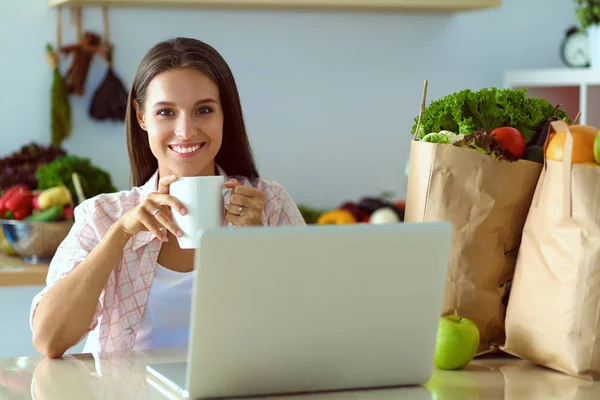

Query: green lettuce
[[35, 155, 117, 200], [410, 87, 570, 143], [422, 132, 450, 144]]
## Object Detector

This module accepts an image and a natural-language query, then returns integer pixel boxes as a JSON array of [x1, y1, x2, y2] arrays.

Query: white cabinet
[[504, 68, 600, 128]]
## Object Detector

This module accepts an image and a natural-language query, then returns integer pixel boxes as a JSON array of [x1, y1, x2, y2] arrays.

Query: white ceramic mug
[[169, 176, 231, 249]]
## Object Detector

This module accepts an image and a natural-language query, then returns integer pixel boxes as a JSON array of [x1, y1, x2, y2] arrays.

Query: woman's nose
[[174, 115, 196, 139]]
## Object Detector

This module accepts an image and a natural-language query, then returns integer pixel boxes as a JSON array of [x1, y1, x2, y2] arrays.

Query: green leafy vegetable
[[35, 155, 117, 201], [422, 132, 451, 144], [453, 130, 519, 162], [440, 130, 466, 144], [410, 87, 570, 143], [297, 204, 326, 224]]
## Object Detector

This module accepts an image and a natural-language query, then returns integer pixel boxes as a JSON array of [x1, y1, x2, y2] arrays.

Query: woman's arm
[[31, 223, 130, 358], [31, 175, 186, 358]]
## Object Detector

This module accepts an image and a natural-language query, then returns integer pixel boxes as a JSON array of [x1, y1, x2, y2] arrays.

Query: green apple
[[433, 315, 479, 370]]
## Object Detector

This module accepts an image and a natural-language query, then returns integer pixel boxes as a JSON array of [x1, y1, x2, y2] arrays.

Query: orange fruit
[[546, 124, 598, 164]]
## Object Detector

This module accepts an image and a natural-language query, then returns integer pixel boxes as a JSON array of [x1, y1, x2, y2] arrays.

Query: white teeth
[[172, 144, 201, 154]]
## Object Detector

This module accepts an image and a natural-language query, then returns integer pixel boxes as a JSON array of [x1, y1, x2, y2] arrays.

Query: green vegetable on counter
[[24, 205, 64, 222], [297, 205, 326, 225], [35, 155, 117, 202], [410, 87, 570, 143]]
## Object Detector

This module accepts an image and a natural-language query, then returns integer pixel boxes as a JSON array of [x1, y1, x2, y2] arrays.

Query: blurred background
[[0, 0, 591, 357]]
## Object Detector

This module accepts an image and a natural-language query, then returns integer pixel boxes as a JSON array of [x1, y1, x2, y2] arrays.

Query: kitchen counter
[[0, 253, 48, 287], [1, 349, 599, 399]]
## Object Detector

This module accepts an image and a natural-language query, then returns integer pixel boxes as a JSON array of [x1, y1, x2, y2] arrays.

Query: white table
[[2, 349, 600, 399]]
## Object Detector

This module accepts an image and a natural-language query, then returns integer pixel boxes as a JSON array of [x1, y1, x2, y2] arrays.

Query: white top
[[134, 263, 194, 349], [82, 263, 194, 353]]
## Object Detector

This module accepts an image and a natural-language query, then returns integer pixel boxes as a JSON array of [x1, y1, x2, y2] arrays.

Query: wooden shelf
[[0, 253, 48, 287], [48, 0, 502, 12]]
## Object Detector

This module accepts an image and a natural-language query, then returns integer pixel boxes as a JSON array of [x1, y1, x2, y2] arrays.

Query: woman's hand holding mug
[[117, 175, 186, 242], [117, 175, 266, 249], [223, 178, 265, 227], [169, 175, 264, 249]]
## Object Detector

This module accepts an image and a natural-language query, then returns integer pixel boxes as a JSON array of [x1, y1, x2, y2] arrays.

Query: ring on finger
[[151, 208, 161, 217], [238, 206, 243, 216]]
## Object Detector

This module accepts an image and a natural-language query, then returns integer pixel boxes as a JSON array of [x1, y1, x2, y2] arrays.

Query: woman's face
[[135, 67, 224, 179]]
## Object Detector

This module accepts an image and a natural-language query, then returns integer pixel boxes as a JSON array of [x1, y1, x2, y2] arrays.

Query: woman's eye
[[197, 106, 213, 114], [157, 109, 174, 116]]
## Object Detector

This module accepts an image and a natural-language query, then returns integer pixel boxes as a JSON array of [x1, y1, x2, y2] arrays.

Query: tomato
[[491, 127, 525, 158]]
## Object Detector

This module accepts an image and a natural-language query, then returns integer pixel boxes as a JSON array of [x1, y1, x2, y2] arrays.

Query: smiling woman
[[28, 37, 306, 358], [126, 38, 260, 185], [133, 68, 224, 179]]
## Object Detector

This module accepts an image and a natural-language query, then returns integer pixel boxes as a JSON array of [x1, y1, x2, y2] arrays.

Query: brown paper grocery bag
[[405, 140, 543, 355], [502, 120, 600, 380]]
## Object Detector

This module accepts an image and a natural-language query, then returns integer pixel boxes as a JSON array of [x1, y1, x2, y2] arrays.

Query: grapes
[[0, 143, 67, 193]]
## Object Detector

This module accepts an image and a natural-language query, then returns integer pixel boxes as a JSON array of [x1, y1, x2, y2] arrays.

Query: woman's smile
[[168, 142, 207, 158]]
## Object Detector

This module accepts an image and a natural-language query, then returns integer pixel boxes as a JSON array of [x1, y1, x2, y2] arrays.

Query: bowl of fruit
[[0, 143, 119, 264], [0, 185, 75, 264]]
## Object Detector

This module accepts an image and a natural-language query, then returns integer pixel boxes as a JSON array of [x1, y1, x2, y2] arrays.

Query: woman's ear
[[133, 100, 147, 131]]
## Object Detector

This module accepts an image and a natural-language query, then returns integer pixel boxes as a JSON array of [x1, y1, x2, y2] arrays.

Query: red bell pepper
[[0, 186, 22, 209], [0, 185, 33, 220], [0, 186, 23, 218]]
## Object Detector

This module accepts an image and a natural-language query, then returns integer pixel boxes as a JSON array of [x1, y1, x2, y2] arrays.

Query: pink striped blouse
[[30, 166, 306, 353]]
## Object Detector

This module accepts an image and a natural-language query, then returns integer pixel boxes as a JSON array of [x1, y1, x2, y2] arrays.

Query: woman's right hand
[[117, 175, 187, 242]]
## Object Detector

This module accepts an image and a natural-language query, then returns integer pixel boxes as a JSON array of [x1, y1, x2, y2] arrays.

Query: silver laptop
[[147, 222, 452, 399]]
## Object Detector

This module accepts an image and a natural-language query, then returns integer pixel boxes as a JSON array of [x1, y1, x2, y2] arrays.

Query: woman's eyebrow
[[152, 98, 218, 108]]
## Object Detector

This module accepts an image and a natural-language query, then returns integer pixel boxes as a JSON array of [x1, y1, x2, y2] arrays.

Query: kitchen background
[[0, 0, 579, 357]]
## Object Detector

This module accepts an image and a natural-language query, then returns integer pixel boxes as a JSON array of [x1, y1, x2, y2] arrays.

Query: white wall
[[1, 0, 576, 209]]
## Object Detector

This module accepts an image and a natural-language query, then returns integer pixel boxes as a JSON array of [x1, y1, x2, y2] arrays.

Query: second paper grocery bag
[[503, 120, 600, 379]]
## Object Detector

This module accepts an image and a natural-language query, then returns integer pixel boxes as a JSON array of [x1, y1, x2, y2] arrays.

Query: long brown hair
[[125, 37, 259, 187]]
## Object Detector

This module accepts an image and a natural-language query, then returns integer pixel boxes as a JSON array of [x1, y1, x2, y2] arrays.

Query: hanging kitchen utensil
[[61, 8, 102, 96], [46, 6, 71, 148], [89, 6, 128, 122]]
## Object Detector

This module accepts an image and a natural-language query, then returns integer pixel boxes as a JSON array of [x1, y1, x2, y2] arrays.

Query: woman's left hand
[[224, 179, 266, 227]]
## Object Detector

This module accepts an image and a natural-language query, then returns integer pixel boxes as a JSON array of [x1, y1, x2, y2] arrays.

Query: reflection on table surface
[[1, 349, 600, 399]]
